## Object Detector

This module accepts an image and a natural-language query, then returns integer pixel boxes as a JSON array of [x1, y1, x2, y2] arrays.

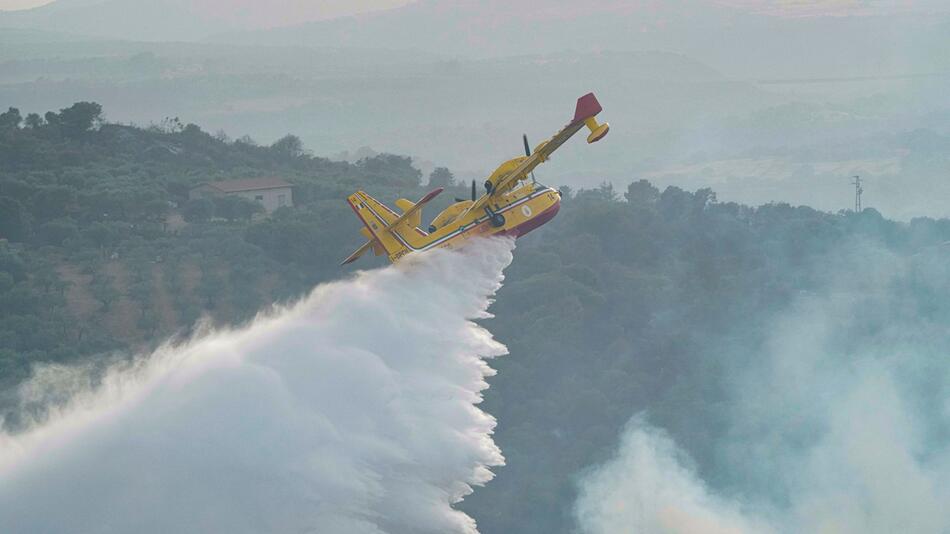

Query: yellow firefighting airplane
[[341, 92, 609, 265]]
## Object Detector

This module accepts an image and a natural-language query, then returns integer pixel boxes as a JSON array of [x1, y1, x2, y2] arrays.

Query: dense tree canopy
[[428, 166, 455, 187]]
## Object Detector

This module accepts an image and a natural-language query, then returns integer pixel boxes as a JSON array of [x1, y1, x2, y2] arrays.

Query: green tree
[[0, 247, 27, 282], [138, 308, 159, 337], [0, 107, 22, 129], [183, 198, 215, 223], [428, 167, 455, 187], [575, 181, 617, 202], [625, 179, 659, 208], [23, 113, 44, 129], [271, 134, 305, 158], [213, 196, 262, 222], [91, 275, 119, 312], [143, 199, 170, 223], [83, 222, 119, 252], [357, 154, 421, 187], [0, 272, 12, 294], [198, 269, 225, 309], [38, 218, 80, 246], [31, 186, 77, 222], [56, 102, 103, 137], [236, 134, 257, 146], [0, 349, 28, 387], [129, 279, 153, 311], [0, 197, 31, 242]]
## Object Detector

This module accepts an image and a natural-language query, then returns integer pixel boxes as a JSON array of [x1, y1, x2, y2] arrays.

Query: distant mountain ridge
[[214, 0, 950, 78], [0, 0, 413, 41], [3, 0, 947, 79]]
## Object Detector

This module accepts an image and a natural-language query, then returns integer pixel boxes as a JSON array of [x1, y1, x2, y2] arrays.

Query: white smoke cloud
[[574, 416, 774, 534], [0, 238, 514, 534], [787, 365, 947, 533], [576, 244, 950, 534]]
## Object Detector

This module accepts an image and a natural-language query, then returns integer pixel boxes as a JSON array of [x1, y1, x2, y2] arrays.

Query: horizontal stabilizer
[[340, 237, 385, 265], [395, 198, 421, 229], [387, 187, 443, 231], [341, 239, 375, 265]]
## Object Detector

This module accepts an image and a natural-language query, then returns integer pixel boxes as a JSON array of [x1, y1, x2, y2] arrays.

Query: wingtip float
[[342, 92, 609, 265]]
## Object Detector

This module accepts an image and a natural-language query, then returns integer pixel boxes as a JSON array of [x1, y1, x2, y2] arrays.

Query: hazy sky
[[0, 0, 49, 9], [0, 0, 415, 15], [720, 0, 950, 16], [2, 0, 946, 18]]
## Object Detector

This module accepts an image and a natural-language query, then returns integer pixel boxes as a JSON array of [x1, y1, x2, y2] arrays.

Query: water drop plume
[[0, 238, 515, 534]]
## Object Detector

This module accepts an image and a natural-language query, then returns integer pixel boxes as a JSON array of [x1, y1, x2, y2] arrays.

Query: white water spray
[[0, 239, 514, 534]]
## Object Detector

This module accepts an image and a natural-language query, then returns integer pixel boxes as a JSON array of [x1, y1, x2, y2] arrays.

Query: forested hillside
[[0, 102, 425, 410], [3, 103, 950, 532], [463, 182, 950, 532]]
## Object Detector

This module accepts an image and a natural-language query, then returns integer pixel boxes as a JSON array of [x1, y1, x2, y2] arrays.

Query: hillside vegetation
[[0, 102, 425, 403], [4, 103, 950, 532]]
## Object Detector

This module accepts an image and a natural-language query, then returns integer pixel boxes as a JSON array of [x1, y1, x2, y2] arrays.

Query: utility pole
[[851, 175, 863, 212]]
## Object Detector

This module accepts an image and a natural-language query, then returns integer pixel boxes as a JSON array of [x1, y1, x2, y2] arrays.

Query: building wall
[[232, 187, 293, 213], [188, 186, 293, 214]]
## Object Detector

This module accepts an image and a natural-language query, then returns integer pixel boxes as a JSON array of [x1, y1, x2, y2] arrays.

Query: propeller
[[454, 180, 477, 203], [523, 133, 537, 184]]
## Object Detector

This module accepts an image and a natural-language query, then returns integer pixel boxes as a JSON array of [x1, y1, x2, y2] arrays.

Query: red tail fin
[[572, 93, 603, 124]]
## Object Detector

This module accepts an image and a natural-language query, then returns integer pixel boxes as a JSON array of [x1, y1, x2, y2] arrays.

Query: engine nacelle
[[484, 156, 527, 193]]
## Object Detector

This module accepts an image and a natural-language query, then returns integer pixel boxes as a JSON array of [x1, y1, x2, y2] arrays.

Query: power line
[[851, 175, 863, 212]]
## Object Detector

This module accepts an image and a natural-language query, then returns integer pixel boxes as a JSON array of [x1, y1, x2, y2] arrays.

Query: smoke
[[576, 242, 950, 534], [0, 238, 514, 534], [574, 417, 774, 534]]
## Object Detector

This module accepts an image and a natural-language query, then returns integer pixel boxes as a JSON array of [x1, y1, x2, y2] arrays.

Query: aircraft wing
[[470, 93, 606, 213]]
